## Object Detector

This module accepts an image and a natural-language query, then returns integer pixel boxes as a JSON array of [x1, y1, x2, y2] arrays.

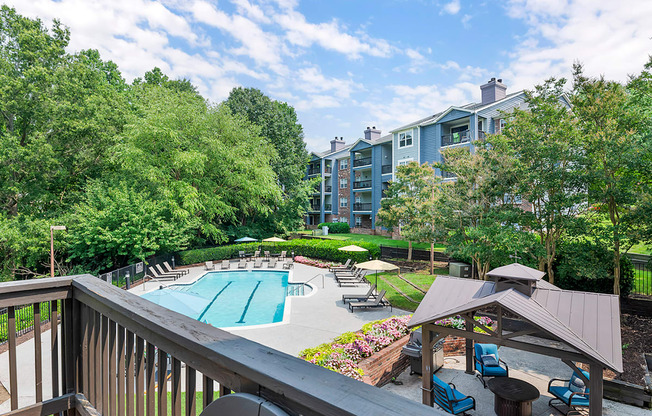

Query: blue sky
[[9, 0, 652, 151]]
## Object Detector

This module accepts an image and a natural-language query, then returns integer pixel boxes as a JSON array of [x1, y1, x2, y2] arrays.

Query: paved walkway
[[382, 345, 649, 416]]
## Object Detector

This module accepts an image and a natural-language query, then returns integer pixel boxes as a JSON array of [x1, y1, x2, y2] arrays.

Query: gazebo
[[409, 263, 622, 416]]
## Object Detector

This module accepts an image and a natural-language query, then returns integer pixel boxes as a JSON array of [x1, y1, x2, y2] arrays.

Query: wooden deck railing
[[0, 275, 441, 416]]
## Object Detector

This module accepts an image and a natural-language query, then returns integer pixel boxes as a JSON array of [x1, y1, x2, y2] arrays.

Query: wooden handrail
[[71, 275, 437, 415], [0, 276, 74, 308]]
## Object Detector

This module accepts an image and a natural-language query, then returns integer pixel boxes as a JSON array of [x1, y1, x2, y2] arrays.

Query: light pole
[[50, 225, 67, 277]]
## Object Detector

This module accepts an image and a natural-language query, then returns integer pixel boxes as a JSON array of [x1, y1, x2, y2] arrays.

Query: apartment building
[[305, 78, 560, 232]]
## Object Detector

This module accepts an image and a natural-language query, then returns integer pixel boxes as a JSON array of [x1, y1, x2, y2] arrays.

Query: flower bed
[[293, 256, 338, 269], [300, 315, 412, 381], [300, 314, 494, 382]]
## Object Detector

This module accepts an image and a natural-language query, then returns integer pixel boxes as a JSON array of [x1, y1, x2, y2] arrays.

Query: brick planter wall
[[443, 335, 467, 356], [359, 335, 410, 386]]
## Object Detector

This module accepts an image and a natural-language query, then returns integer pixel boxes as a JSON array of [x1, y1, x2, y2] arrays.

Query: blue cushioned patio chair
[[474, 343, 509, 388], [432, 374, 475, 415], [547, 370, 590, 415]]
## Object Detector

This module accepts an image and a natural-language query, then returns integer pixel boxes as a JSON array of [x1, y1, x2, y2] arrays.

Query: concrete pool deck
[[130, 261, 408, 356]]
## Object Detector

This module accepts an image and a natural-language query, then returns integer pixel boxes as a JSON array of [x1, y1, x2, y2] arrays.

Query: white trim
[[398, 157, 414, 166], [397, 129, 414, 148]]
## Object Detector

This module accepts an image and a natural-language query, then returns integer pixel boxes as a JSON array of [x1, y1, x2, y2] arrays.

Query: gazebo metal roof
[[409, 276, 622, 372], [486, 263, 546, 281]]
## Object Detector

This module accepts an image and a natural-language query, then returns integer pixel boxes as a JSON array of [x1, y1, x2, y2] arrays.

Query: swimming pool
[[142, 270, 301, 328]]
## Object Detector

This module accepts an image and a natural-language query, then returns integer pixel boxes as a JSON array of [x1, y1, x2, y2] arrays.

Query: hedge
[[178, 239, 379, 266], [317, 222, 350, 234]]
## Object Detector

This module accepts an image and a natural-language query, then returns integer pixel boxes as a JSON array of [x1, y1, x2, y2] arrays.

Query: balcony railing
[[441, 130, 472, 146], [441, 170, 457, 179], [0, 276, 435, 416], [325, 185, 332, 193], [352, 180, 372, 189], [381, 165, 392, 174], [325, 204, 332, 211], [310, 204, 321, 212], [324, 166, 332, 174], [353, 202, 372, 211], [313, 184, 321, 194], [353, 157, 372, 167], [307, 166, 321, 175]]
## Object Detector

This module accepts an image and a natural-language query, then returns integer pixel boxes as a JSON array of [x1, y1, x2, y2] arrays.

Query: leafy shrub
[[178, 239, 378, 265], [553, 239, 634, 296], [317, 222, 350, 234]]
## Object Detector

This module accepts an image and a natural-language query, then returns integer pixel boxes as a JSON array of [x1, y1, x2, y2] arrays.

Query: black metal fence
[[380, 245, 451, 262], [631, 258, 652, 296], [0, 301, 56, 345], [97, 252, 176, 289]]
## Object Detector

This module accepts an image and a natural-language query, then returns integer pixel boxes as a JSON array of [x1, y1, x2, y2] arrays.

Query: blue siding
[[331, 159, 339, 216], [371, 145, 382, 229], [420, 124, 440, 164]]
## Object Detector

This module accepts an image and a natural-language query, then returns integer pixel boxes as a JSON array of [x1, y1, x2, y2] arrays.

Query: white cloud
[[296, 66, 361, 98], [441, 0, 461, 15], [504, 0, 652, 90]]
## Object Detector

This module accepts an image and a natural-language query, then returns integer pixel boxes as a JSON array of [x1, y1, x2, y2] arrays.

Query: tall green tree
[[224, 87, 310, 233], [572, 64, 648, 295], [492, 78, 587, 284], [438, 146, 541, 279]]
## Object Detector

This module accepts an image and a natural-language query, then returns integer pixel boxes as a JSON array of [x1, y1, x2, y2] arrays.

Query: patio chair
[[432, 374, 476, 415], [253, 258, 263, 268], [238, 250, 246, 258], [548, 369, 590, 415], [148, 267, 178, 280], [329, 259, 352, 272], [156, 264, 183, 279], [336, 269, 366, 286], [254, 250, 261, 258], [264, 250, 270, 259], [200, 392, 289, 416], [163, 261, 188, 276], [280, 250, 287, 260], [238, 259, 247, 269], [268, 258, 277, 268], [282, 259, 294, 269], [221, 260, 230, 270], [474, 343, 509, 388], [342, 284, 377, 304], [205, 261, 215, 270], [348, 290, 390, 312]]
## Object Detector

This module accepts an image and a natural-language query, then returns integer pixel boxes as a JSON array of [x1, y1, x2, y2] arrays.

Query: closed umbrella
[[355, 259, 399, 294], [235, 236, 257, 243]]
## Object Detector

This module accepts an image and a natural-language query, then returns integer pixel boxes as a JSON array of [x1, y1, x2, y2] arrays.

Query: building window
[[355, 216, 362, 227], [339, 178, 348, 189], [398, 158, 414, 166], [340, 197, 348, 208], [399, 131, 413, 148], [340, 158, 349, 169], [355, 196, 361, 204], [340, 216, 348, 224]]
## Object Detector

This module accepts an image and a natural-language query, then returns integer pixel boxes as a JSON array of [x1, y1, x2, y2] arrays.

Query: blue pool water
[[142, 270, 291, 328]]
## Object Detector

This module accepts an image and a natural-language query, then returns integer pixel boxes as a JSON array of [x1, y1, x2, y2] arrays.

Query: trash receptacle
[[322, 226, 329, 236]]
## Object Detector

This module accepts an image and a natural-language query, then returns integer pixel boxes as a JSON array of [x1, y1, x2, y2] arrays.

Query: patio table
[[487, 377, 540, 416]]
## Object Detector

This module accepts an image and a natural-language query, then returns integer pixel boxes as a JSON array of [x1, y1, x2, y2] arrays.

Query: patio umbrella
[[354, 259, 398, 294], [337, 244, 368, 252], [235, 236, 257, 243], [262, 237, 286, 243]]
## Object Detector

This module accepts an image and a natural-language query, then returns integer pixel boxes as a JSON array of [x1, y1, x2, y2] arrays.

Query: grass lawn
[[369, 269, 447, 312], [297, 231, 447, 251], [629, 242, 652, 255]]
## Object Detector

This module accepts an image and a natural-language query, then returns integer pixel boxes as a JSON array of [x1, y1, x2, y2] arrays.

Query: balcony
[[312, 184, 321, 194], [325, 204, 332, 211], [324, 166, 332, 174], [441, 130, 472, 147], [353, 202, 372, 212], [353, 157, 372, 168], [381, 165, 392, 174], [325, 185, 332, 193], [307, 166, 321, 175], [0, 276, 433, 416], [310, 204, 321, 212], [441, 170, 457, 179], [352, 180, 372, 189]]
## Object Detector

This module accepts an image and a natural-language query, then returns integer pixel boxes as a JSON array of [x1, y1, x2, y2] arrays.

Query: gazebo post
[[421, 324, 434, 407], [589, 362, 603, 416], [465, 312, 474, 374]]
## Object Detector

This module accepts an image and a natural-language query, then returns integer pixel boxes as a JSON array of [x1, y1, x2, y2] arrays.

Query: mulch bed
[[618, 313, 651, 385]]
